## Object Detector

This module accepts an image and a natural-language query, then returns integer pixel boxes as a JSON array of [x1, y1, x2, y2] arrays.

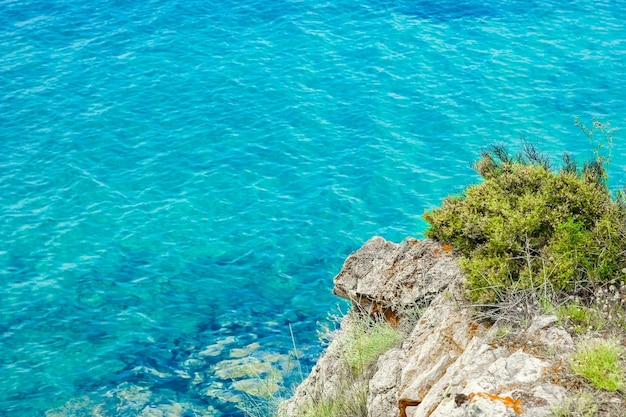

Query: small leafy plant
[[556, 302, 606, 334], [569, 339, 625, 392], [280, 308, 400, 417], [343, 314, 401, 375], [549, 391, 599, 417], [574, 117, 616, 180], [299, 383, 368, 417]]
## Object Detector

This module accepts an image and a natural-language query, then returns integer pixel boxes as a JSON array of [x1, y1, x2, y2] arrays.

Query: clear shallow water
[[1, 0, 625, 415]]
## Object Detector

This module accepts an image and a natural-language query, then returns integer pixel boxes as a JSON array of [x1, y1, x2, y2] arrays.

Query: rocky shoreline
[[279, 237, 579, 417]]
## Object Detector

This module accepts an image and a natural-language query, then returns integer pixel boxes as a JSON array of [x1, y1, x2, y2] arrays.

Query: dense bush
[[423, 144, 626, 304]]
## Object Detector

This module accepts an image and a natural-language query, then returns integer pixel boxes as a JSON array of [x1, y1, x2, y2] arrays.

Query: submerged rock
[[232, 377, 281, 397], [280, 236, 573, 417], [205, 351, 293, 407], [229, 342, 261, 358]]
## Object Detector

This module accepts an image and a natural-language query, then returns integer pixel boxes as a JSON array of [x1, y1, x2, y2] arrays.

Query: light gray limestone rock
[[367, 348, 406, 417], [333, 236, 461, 321], [280, 237, 572, 417], [397, 299, 567, 417], [525, 315, 574, 354], [278, 311, 360, 417]]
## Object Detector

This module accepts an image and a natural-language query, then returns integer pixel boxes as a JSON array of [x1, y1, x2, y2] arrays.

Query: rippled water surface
[[1, 0, 626, 415]]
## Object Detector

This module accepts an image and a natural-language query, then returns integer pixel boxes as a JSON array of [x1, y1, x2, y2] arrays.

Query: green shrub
[[569, 339, 625, 391], [423, 144, 626, 304], [299, 384, 368, 417], [293, 312, 398, 417], [556, 302, 606, 334], [343, 316, 400, 375]]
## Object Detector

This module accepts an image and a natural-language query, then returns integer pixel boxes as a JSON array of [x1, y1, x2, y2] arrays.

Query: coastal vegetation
[[343, 314, 401, 375], [423, 118, 626, 416], [570, 339, 625, 392], [423, 120, 626, 306], [298, 312, 401, 417]]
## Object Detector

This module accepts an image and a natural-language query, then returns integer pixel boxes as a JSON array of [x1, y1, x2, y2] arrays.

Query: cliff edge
[[279, 236, 575, 417]]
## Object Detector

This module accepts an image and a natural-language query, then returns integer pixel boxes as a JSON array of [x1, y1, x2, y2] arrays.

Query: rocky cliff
[[280, 236, 576, 417]]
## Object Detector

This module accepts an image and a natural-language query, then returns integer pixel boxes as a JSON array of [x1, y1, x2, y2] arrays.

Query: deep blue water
[[1, 0, 625, 415]]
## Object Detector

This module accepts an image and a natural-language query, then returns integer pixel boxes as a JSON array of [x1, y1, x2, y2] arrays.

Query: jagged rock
[[280, 236, 572, 417], [333, 237, 461, 323], [397, 284, 486, 417], [279, 312, 360, 416], [397, 297, 567, 417], [367, 348, 406, 417], [525, 315, 574, 354]]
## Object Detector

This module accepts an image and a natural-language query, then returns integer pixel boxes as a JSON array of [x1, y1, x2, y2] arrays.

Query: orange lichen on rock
[[468, 392, 524, 414], [434, 244, 452, 257]]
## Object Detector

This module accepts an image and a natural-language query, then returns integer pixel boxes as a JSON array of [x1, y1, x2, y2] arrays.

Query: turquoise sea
[[1, 0, 625, 415]]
